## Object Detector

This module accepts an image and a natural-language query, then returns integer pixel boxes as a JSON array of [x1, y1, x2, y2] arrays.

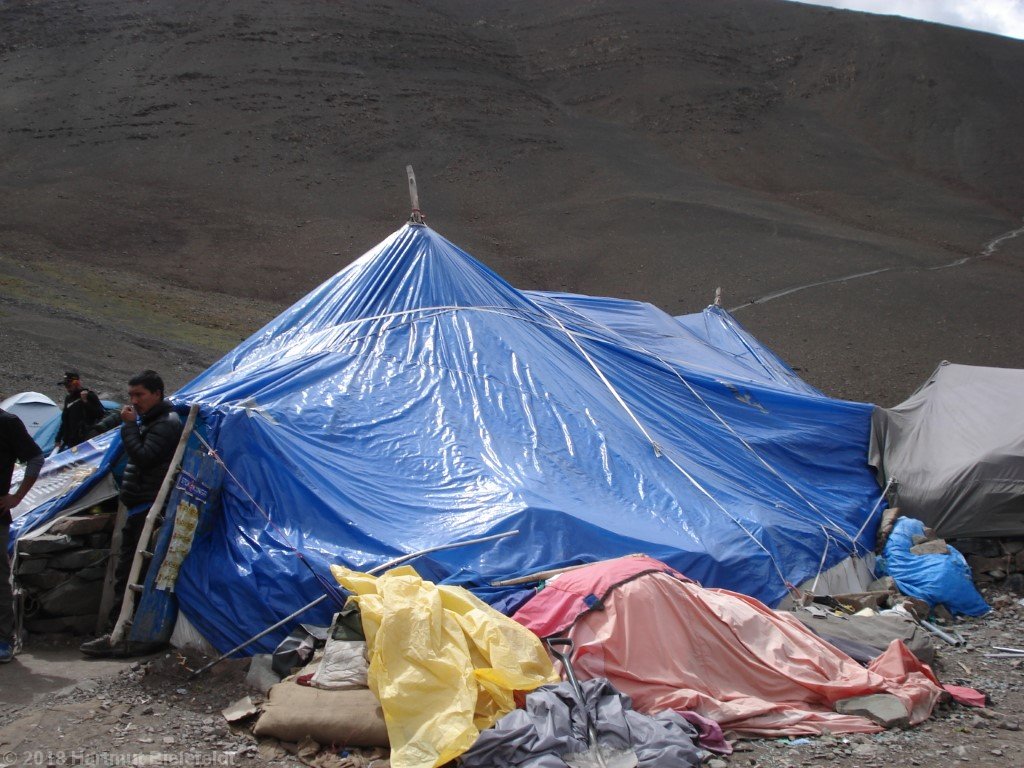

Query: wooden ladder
[[96, 404, 199, 643]]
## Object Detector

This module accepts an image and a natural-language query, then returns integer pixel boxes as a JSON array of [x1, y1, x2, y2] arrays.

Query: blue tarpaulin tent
[[161, 222, 882, 652], [12, 223, 884, 653]]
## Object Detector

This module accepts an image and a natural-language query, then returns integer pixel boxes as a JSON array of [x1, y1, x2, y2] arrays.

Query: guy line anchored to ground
[[730, 216, 1024, 312]]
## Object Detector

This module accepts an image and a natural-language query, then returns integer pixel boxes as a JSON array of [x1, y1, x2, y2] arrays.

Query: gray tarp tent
[[869, 362, 1024, 539]]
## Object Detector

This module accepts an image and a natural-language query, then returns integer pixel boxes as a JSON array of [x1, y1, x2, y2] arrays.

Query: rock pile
[[15, 509, 114, 635], [956, 538, 1024, 593]]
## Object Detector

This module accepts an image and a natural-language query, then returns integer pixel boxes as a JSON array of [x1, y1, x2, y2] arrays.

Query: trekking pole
[[189, 529, 519, 678]]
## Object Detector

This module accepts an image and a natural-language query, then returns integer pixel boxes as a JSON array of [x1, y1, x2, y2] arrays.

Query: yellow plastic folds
[[332, 565, 557, 768]]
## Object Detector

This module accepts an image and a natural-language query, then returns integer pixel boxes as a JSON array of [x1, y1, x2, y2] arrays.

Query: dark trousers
[[107, 513, 149, 630], [1, 525, 13, 641]]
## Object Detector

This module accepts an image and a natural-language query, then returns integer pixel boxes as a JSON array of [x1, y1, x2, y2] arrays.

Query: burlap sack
[[253, 681, 388, 746]]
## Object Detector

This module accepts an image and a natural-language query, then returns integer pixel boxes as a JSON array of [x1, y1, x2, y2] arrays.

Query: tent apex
[[407, 165, 425, 225]]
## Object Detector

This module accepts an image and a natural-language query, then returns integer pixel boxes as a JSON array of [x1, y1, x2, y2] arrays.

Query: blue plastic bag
[[880, 517, 989, 617]]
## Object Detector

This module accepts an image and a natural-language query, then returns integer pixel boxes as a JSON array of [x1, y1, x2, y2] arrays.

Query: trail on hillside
[[730, 217, 1024, 312]]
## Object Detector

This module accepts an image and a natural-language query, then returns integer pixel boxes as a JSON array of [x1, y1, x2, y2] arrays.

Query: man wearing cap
[[1, 403, 44, 663], [55, 371, 106, 451]]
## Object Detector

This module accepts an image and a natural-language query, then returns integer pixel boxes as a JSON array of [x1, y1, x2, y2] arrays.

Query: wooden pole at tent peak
[[407, 165, 424, 224]]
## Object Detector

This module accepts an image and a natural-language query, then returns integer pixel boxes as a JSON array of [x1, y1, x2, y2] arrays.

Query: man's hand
[[79, 389, 91, 402], [121, 404, 137, 423], [0, 493, 22, 514]]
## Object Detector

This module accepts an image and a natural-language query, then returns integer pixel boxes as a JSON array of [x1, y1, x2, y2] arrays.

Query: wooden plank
[[490, 554, 645, 587], [95, 501, 128, 634]]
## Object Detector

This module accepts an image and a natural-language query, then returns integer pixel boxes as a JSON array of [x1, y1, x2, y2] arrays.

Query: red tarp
[[513, 555, 945, 737]]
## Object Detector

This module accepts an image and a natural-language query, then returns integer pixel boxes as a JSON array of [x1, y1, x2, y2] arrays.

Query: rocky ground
[[1, 583, 1022, 768], [740, 592, 1024, 768], [1, 2, 1023, 767], [0, 647, 260, 766]]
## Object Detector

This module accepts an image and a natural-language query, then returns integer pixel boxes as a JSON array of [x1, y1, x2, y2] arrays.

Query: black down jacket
[[118, 400, 183, 508]]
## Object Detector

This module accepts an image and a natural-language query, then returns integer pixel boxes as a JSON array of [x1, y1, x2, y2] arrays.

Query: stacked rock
[[15, 509, 115, 634], [956, 538, 1024, 594]]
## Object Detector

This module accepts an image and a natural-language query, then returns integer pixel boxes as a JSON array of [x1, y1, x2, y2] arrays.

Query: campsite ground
[[2, 1, 1024, 767], [1, 583, 1022, 768]]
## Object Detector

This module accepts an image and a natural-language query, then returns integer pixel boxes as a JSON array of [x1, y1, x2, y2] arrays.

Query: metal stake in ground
[[545, 637, 638, 768]]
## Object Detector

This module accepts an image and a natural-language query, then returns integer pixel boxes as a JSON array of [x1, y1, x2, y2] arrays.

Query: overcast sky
[[788, 1, 1024, 40]]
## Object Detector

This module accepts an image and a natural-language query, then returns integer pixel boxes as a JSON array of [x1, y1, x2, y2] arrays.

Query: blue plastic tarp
[[8, 429, 121, 554], [880, 517, 989, 616], [168, 223, 883, 653]]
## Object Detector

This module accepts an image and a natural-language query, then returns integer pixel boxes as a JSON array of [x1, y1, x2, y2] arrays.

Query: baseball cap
[[58, 371, 81, 385]]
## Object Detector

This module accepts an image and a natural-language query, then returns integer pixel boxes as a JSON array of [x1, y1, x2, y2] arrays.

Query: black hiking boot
[[79, 634, 115, 658]]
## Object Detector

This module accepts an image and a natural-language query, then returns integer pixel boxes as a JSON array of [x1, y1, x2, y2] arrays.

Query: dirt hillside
[[2, 5, 1023, 766], [1, 0, 1022, 405]]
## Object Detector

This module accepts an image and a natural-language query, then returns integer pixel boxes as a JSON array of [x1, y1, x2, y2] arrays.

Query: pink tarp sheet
[[513, 555, 945, 737]]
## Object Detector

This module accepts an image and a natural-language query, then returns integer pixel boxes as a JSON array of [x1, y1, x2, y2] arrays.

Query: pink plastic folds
[[514, 555, 944, 737]]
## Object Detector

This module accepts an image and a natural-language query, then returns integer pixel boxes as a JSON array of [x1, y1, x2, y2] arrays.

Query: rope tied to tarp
[[548, 297, 861, 546], [200, 299, 876, 600], [192, 430, 348, 609], [527, 299, 798, 593], [853, 477, 894, 551]]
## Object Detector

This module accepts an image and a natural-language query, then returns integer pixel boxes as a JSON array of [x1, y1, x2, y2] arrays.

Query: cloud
[[788, 1, 1024, 40]]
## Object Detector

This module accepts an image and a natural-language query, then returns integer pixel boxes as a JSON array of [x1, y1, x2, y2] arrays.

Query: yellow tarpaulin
[[332, 565, 557, 768]]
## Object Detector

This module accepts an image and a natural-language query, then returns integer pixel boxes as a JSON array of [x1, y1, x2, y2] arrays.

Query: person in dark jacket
[[80, 370, 183, 657], [1, 406, 44, 663], [54, 371, 106, 451]]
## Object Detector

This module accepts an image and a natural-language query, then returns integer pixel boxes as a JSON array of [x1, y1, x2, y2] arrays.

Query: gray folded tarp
[[869, 362, 1024, 539], [460, 678, 702, 768], [789, 606, 935, 665]]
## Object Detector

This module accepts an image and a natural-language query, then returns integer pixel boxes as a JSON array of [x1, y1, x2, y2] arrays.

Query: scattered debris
[[221, 695, 259, 723], [244, 653, 280, 694], [834, 694, 911, 729]]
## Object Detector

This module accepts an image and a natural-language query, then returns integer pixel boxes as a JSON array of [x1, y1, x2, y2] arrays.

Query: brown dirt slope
[[0, 0, 1022, 404]]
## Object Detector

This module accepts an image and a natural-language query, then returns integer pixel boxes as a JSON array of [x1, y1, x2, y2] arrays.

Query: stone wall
[[15, 509, 115, 634], [955, 538, 1024, 594]]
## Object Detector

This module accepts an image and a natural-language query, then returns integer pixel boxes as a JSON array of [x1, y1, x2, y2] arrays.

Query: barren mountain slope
[[0, 0, 1022, 404]]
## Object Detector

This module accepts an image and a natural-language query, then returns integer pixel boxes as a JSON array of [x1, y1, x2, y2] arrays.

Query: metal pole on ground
[[189, 529, 520, 678]]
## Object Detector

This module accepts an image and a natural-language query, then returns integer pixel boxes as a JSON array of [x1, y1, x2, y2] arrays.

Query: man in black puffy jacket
[[80, 370, 183, 657]]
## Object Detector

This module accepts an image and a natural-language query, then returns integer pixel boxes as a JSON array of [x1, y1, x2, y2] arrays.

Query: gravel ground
[[1, 3, 1023, 766], [1, 585, 1022, 768]]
